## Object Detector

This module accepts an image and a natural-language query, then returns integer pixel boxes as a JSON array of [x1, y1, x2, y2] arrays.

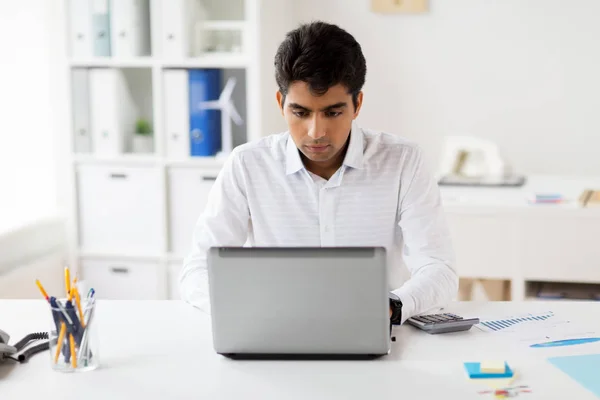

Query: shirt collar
[[285, 123, 365, 175]]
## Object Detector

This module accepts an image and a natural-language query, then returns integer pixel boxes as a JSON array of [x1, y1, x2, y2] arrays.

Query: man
[[180, 21, 458, 324]]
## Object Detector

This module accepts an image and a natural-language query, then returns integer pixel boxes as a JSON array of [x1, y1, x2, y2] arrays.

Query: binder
[[68, 0, 93, 58], [89, 69, 131, 156], [163, 70, 190, 159], [188, 69, 222, 157], [71, 69, 92, 153], [111, 0, 151, 57], [92, 0, 111, 57], [160, 0, 204, 58]]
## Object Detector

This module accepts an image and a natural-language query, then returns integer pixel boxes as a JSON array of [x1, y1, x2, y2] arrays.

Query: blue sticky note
[[464, 362, 513, 379], [548, 354, 600, 397]]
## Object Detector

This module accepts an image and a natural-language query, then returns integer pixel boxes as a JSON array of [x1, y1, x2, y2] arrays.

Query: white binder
[[163, 69, 190, 158], [90, 69, 133, 156], [71, 69, 92, 153], [160, 0, 205, 58], [68, 0, 93, 57], [111, 0, 151, 57]]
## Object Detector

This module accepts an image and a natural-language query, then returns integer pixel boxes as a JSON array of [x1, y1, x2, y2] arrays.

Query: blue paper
[[463, 362, 513, 379], [548, 354, 600, 398]]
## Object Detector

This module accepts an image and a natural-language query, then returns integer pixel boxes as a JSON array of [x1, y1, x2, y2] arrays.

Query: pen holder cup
[[48, 298, 99, 372]]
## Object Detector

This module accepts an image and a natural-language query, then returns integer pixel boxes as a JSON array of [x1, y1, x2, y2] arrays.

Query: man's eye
[[325, 111, 342, 118], [293, 111, 309, 118]]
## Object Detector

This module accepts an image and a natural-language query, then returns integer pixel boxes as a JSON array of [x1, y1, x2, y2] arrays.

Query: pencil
[[65, 267, 71, 298], [35, 279, 50, 302], [54, 322, 66, 364], [69, 334, 77, 368], [72, 287, 86, 328]]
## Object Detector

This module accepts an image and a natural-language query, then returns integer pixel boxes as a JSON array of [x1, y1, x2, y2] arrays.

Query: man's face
[[277, 82, 363, 164]]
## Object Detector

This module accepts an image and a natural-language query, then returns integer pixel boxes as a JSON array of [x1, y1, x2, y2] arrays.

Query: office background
[[1, 0, 599, 301]]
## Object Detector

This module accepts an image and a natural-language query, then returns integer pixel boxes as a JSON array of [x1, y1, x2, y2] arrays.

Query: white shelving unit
[[60, 0, 287, 300]]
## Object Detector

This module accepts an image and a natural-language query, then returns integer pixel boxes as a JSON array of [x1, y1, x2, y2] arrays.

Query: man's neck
[[302, 138, 350, 180]]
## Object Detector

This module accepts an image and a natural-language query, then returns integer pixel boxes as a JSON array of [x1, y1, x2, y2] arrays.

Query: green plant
[[135, 119, 152, 136]]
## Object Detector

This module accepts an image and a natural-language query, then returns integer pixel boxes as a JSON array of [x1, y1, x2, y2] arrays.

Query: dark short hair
[[274, 21, 367, 110]]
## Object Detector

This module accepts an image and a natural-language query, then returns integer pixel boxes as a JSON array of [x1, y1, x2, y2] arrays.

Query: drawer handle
[[202, 176, 217, 181], [110, 266, 130, 274], [110, 173, 128, 179]]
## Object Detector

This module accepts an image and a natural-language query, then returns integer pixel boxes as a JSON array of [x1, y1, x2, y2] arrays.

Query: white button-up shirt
[[180, 124, 458, 323]]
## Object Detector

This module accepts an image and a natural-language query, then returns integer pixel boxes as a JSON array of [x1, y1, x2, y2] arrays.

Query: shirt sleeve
[[179, 150, 250, 313], [391, 147, 458, 324]]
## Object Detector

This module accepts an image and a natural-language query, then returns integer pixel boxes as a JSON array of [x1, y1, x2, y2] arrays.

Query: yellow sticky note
[[480, 361, 506, 373]]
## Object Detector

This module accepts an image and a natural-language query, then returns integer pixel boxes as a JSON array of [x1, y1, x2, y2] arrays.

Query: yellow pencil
[[69, 334, 77, 368], [65, 267, 71, 298], [54, 322, 66, 364], [35, 279, 50, 302], [72, 287, 86, 328]]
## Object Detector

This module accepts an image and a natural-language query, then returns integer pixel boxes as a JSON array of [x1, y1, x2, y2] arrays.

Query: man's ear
[[353, 91, 364, 119], [276, 91, 285, 116]]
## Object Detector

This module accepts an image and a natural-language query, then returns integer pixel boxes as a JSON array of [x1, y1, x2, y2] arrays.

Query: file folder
[[92, 0, 111, 57], [160, 0, 189, 58], [89, 69, 132, 155], [160, 0, 205, 57], [68, 0, 93, 58], [163, 69, 190, 159], [189, 69, 222, 157], [111, 0, 151, 57], [71, 69, 92, 153]]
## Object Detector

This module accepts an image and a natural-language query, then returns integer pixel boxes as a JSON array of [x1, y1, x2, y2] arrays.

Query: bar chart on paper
[[476, 311, 555, 332]]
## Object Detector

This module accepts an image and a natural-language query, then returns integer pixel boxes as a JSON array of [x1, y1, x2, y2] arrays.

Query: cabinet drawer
[[521, 216, 600, 282], [81, 259, 162, 299], [446, 213, 518, 279], [168, 168, 220, 256], [168, 261, 184, 300], [77, 165, 164, 254]]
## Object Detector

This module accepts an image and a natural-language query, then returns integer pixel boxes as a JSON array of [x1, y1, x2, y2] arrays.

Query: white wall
[[287, 0, 600, 175], [0, 0, 62, 223]]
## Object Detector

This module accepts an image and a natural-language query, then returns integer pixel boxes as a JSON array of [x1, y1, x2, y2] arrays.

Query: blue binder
[[92, 0, 111, 57], [189, 69, 222, 157]]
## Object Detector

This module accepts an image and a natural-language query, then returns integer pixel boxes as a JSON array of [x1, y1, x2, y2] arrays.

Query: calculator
[[406, 313, 480, 334]]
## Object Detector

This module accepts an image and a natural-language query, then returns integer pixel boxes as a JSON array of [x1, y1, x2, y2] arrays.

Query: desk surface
[[1, 300, 599, 400], [440, 175, 600, 214]]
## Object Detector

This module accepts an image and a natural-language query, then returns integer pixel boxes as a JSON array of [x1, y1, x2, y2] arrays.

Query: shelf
[[73, 154, 160, 166], [77, 250, 163, 260], [200, 20, 247, 30], [69, 58, 155, 68], [165, 157, 226, 169], [161, 54, 248, 69]]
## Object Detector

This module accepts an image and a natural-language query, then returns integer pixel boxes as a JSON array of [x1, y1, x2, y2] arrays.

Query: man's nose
[[307, 116, 326, 140]]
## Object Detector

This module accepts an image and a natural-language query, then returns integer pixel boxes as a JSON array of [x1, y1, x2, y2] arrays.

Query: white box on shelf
[[89, 68, 135, 156], [163, 69, 190, 159], [81, 258, 162, 299], [110, 0, 151, 57], [167, 167, 220, 256], [67, 0, 93, 58], [76, 165, 164, 254], [71, 69, 92, 153]]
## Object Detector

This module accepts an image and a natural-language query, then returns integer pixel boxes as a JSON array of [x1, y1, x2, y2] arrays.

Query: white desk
[[440, 175, 600, 300], [1, 300, 599, 399]]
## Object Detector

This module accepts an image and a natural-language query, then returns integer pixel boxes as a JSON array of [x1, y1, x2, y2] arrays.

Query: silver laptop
[[207, 247, 390, 359]]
